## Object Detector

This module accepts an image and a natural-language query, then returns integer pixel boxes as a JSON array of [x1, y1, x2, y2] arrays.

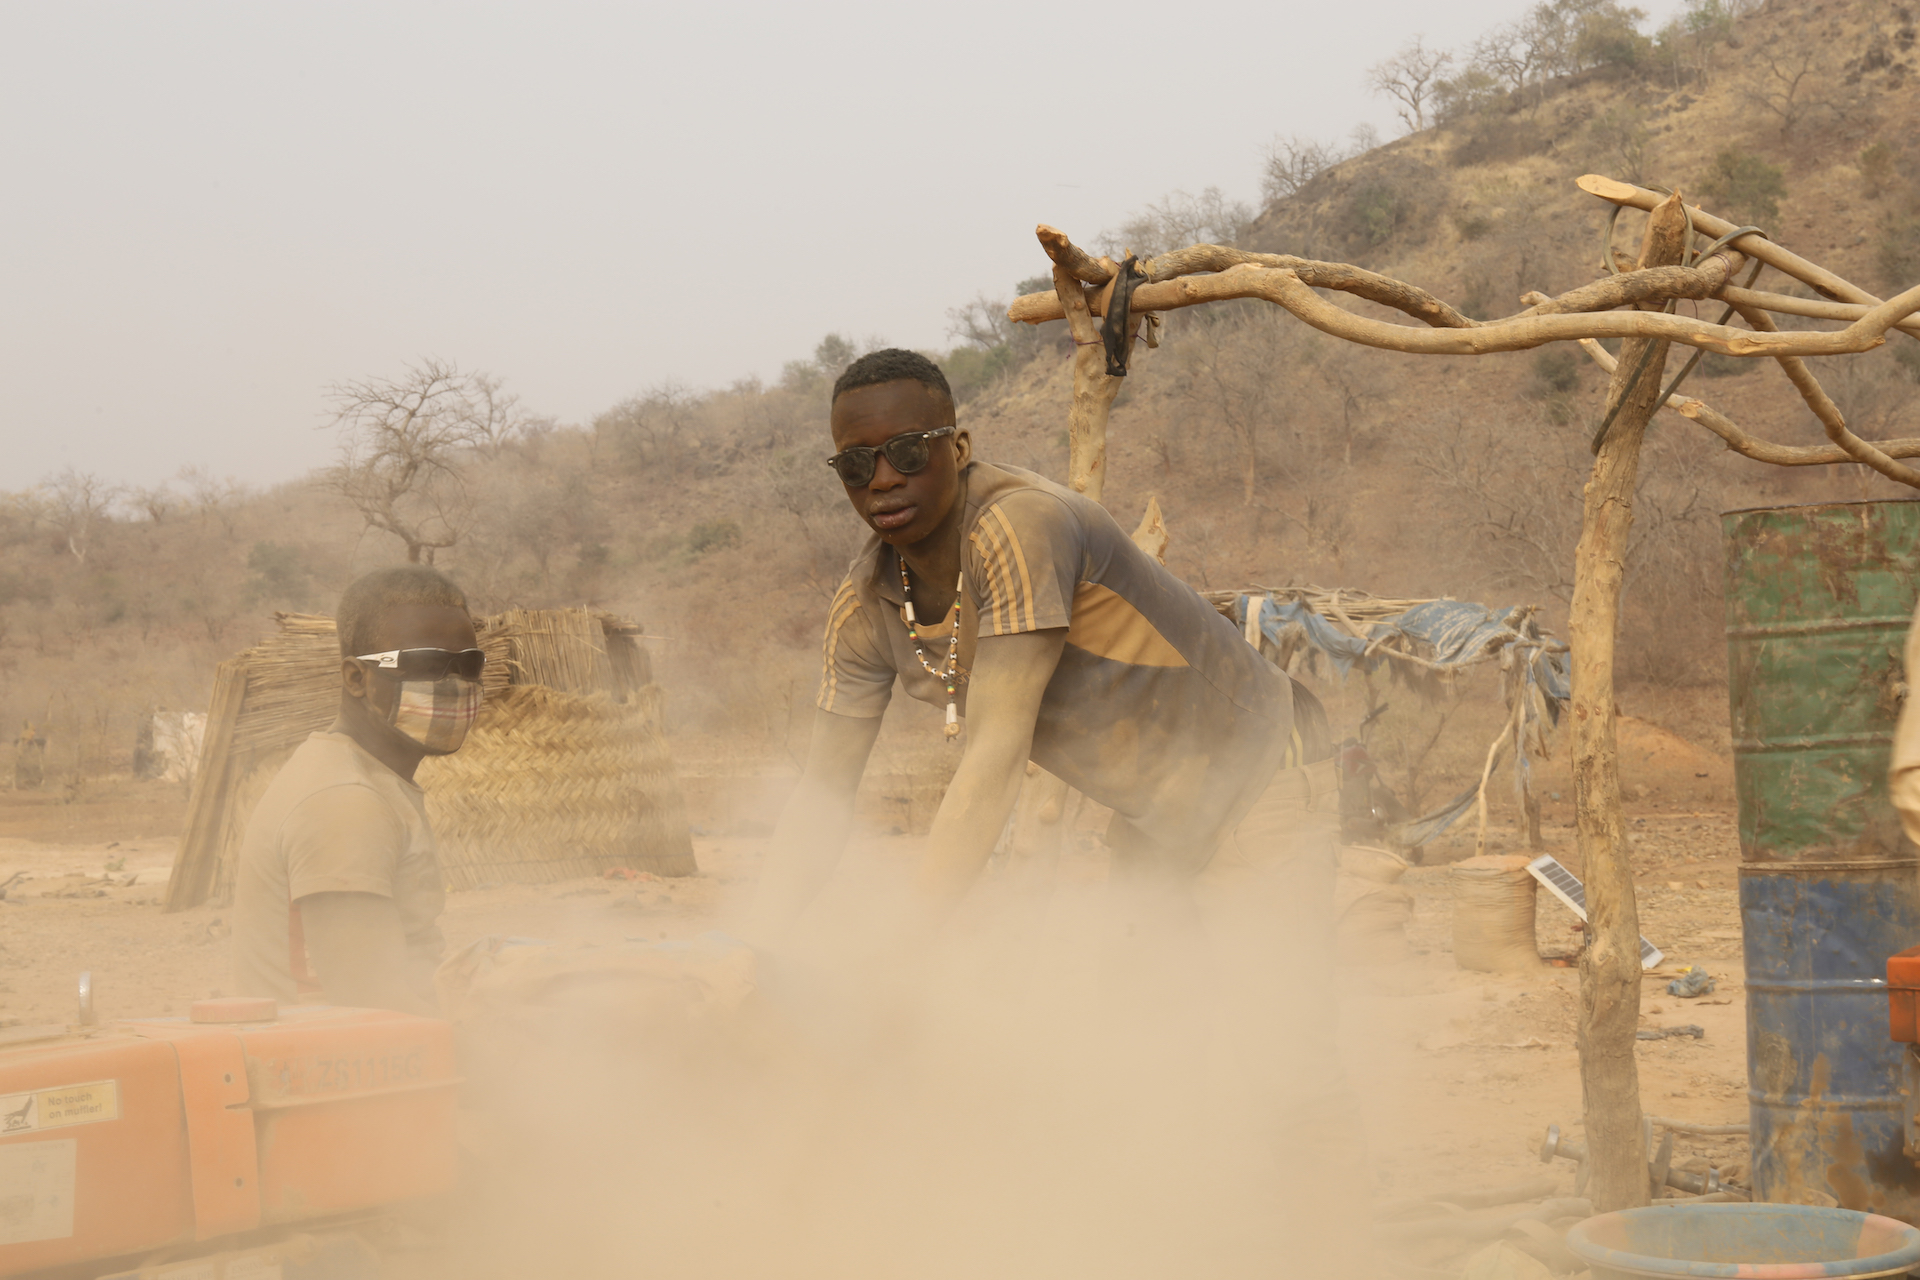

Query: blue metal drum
[[1726, 501, 1920, 1219]]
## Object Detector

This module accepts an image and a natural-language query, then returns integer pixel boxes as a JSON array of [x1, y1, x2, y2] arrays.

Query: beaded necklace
[[899, 553, 964, 739]]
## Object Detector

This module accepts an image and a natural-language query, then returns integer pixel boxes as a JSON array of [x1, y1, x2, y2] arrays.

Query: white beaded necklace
[[899, 554, 963, 739]]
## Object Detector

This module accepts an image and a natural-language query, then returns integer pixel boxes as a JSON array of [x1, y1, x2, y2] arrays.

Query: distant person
[[233, 565, 483, 1014]]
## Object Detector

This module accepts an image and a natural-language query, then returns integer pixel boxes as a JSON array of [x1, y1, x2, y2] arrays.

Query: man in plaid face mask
[[233, 565, 481, 1014], [371, 654, 483, 754]]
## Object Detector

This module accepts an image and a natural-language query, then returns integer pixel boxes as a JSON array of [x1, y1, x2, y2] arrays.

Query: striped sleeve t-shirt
[[817, 460, 1294, 870]]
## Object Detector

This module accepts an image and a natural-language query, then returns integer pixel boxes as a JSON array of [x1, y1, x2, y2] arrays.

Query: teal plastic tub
[[1567, 1204, 1920, 1278]]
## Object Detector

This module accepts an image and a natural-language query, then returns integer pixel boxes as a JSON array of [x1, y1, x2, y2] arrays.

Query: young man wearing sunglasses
[[749, 349, 1335, 965], [753, 347, 1356, 1258], [233, 565, 484, 1014]]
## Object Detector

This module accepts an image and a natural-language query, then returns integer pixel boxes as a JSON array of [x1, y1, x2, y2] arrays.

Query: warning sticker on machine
[[0, 1080, 119, 1136], [0, 1138, 76, 1245]]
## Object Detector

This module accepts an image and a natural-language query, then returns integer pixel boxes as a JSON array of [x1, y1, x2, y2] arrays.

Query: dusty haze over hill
[[1, 0, 1916, 828], [1, 0, 1701, 489]]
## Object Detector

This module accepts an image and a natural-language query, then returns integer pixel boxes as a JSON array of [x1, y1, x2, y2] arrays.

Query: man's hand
[[916, 628, 1066, 917], [740, 709, 883, 947], [298, 891, 436, 1016]]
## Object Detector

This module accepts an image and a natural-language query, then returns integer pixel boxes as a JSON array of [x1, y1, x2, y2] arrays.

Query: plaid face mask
[[388, 677, 481, 754]]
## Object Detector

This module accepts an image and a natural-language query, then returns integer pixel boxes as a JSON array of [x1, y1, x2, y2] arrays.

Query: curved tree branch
[[1012, 262, 1920, 358], [1571, 337, 1920, 466], [1715, 284, 1920, 340], [1515, 253, 1745, 319], [1577, 175, 1920, 341], [1727, 302, 1920, 487], [1137, 244, 1479, 328], [1037, 228, 1480, 329], [1037, 224, 1112, 286]]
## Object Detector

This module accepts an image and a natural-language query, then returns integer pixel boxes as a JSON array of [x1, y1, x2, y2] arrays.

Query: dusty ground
[[0, 774, 1752, 1275]]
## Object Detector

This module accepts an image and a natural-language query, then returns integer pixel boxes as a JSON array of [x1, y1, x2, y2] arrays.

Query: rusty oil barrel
[[1726, 500, 1920, 1219]]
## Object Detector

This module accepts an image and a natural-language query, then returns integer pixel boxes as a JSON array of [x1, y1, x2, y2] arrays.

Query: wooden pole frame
[[1010, 174, 1920, 1214]]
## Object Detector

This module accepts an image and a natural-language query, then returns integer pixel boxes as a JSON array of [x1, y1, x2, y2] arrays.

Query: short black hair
[[831, 348, 953, 405], [336, 565, 469, 658]]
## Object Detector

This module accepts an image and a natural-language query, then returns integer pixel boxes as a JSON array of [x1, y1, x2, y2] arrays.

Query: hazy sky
[[0, 1, 1680, 492]]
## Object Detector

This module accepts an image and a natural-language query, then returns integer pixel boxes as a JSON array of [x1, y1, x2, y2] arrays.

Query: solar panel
[[1527, 853, 1665, 970]]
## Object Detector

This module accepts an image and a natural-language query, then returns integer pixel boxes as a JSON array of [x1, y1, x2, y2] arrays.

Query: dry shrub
[[1449, 113, 1551, 167]]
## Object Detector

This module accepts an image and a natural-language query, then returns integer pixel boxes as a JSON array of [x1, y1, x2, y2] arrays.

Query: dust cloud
[[433, 821, 1371, 1280]]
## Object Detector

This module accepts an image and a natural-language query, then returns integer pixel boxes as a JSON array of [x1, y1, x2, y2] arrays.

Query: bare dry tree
[[1369, 36, 1455, 133], [325, 358, 520, 564], [947, 292, 1019, 351], [1744, 48, 1835, 138], [1464, 21, 1544, 99], [1009, 174, 1920, 1213], [126, 484, 177, 526], [464, 372, 547, 459], [176, 465, 248, 540], [1261, 135, 1345, 203], [1416, 410, 1586, 601], [34, 468, 121, 564], [1099, 188, 1253, 259]]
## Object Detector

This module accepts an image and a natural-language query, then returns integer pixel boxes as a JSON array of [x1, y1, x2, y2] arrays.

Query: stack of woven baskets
[[164, 608, 695, 910]]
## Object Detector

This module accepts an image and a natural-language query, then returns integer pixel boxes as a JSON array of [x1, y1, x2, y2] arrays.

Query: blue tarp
[[1233, 596, 1568, 698], [1231, 593, 1572, 846], [1232, 594, 1569, 712]]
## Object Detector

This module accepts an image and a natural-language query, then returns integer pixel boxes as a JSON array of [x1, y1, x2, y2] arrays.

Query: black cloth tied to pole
[[1101, 255, 1147, 377]]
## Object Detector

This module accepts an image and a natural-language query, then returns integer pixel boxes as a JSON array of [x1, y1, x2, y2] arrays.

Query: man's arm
[[741, 708, 884, 945], [1894, 601, 1920, 844], [298, 891, 436, 1016], [915, 628, 1067, 916]]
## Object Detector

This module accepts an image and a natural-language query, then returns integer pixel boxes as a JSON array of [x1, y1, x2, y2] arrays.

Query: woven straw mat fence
[[164, 608, 695, 911]]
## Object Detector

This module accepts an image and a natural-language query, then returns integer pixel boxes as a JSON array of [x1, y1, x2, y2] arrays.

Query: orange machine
[[0, 992, 457, 1280]]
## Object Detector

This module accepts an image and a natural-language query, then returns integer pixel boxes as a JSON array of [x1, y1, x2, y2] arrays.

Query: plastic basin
[[1567, 1204, 1920, 1278]]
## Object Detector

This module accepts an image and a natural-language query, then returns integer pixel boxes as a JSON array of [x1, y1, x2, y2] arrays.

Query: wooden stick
[[1029, 231, 1479, 329], [1645, 1116, 1748, 1136], [165, 657, 248, 912], [1037, 229, 1845, 335], [1375, 1176, 1561, 1221], [1576, 175, 1917, 328], [1008, 264, 1920, 358], [1051, 260, 1122, 501], [1570, 336, 1920, 466], [1037, 224, 1112, 286], [1725, 301, 1920, 488], [1473, 697, 1522, 857], [1571, 191, 1688, 1214], [1515, 254, 1745, 319], [1141, 243, 1478, 329], [1717, 284, 1920, 340]]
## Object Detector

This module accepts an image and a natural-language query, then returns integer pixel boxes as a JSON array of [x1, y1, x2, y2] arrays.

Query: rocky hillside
[[2, 0, 1913, 811]]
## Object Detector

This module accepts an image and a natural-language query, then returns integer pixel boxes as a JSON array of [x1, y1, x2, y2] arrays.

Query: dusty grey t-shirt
[[232, 728, 445, 1005], [818, 460, 1294, 870]]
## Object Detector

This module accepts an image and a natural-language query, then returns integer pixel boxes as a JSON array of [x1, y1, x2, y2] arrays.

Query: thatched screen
[[164, 608, 695, 911]]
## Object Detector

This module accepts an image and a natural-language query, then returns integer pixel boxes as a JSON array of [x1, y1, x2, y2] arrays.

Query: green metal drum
[[1725, 499, 1920, 1218], [1727, 500, 1920, 862]]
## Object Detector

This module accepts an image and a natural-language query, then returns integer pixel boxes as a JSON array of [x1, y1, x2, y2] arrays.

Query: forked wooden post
[[1569, 191, 1690, 1211], [1009, 185, 1920, 1212], [1047, 252, 1143, 503]]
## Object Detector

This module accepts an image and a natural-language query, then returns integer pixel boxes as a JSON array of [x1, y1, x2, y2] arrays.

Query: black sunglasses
[[353, 647, 487, 682], [825, 426, 956, 486]]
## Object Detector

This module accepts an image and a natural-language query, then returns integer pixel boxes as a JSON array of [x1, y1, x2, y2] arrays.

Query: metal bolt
[[1540, 1123, 1723, 1197], [1540, 1124, 1588, 1164]]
